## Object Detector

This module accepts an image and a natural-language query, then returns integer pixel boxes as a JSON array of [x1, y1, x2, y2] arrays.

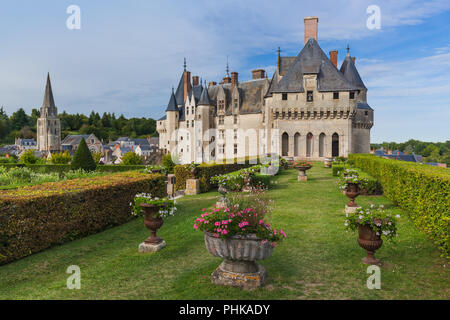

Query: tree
[[121, 151, 144, 165], [71, 138, 96, 171], [10, 108, 30, 131]]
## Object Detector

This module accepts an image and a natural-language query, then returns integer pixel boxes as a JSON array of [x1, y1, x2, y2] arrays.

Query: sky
[[0, 0, 449, 143]]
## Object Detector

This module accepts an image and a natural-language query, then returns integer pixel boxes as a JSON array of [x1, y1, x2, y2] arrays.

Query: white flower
[[359, 215, 364, 219], [380, 205, 384, 209], [395, 214, 401, 218]]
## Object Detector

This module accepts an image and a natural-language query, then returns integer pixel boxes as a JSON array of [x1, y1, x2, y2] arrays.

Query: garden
[[0, 155, 448, 299]]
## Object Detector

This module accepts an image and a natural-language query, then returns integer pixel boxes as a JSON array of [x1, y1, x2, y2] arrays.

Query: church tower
[[37, 73, 61, 152]]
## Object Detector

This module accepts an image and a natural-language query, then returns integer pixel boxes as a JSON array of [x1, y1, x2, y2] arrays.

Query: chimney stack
[[252, 69, 266, 79], [183, 70, 191, 102], [209, 81, 217, 87], [351, 57, 356, 64], [304, 16, 319, 44], [329, 50, 338, 68], [192, 76, 199, 86], [231, 72, 238, 88]]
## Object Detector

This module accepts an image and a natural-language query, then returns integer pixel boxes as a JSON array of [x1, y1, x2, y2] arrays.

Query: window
[[233, 115, 238, 124], [191, 120, 194, 127], [219, 115, 225, 125], [333, 92, 339, 99], [282, 93, 288, 100], [349, 91, 355, 99], [234, 144, 238, 154], [219, 130, 225, 140], [187, 121, 189, 128], [365, 111, 369, 116], [187, 132, 189, 140], [219, 144, 225, 154], [234, 129, 237, 139], [181, 136, 183, 141], [218, 100, 225, 110], [234, 99, 238, 109], [186, 107, 189, 115], [307, 91, 313, 102]]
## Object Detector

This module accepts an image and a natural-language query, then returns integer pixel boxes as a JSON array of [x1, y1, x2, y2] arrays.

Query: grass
[[0, 164, 448, 299]]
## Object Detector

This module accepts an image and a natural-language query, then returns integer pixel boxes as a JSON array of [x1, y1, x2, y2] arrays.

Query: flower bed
[[349, 153, 450, 258], [0, 171, 167, 264]]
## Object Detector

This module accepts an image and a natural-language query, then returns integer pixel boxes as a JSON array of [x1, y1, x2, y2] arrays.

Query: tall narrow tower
[[37, 73, 61, 152]]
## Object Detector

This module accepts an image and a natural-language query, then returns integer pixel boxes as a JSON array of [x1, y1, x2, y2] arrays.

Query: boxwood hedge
[[0, 171, 166, 265], [349, 154, 450, 258]]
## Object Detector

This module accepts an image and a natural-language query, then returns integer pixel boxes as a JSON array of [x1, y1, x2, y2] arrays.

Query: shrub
[[121, 151, 144, 165], [71, 138, 96, 171], [349, 153, 450, 258], [162, 154, 176, 174], [332, 162, 345, 176], [174, 163, 251, 193], [19, 150, 40, 164], [0, 171, 167, 264], [49, 151, 72, 164]]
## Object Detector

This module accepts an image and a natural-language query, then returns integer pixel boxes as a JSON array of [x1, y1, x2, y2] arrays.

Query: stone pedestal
[[185, 179, 200, 195], [167, 174, 175, 198], [138, 240, 166, 253], [211, 261, 267, 290], [345, 205, 361, 213], [298, 170, 308, 181]]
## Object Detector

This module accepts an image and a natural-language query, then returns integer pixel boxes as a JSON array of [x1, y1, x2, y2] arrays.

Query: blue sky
[[0, 0, 449, 143]]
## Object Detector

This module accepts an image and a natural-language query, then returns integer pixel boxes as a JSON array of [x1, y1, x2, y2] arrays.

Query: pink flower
[[280, 229, 287, 238], [261, 240, 268, 244], [193, 224, 198, 229], [259, 219, 264, 225], [215, 222, 220, 226], [273, 229, 277, 235], [222, 230, 228, 235]]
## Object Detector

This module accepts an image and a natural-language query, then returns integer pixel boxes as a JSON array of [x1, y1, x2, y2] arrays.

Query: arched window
[[319, 133, 325, 157], [306, 133, 313, 157], [282, 132, 289, 157], [332, 133, 339, 157]]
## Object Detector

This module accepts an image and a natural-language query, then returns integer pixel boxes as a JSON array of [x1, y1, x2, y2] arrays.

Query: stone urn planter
[[357, 223, 383, 265], [344, 182, 361, 213], [216, 185, 228, 207], [204, 232, 273, 289], [324, 157, 333, 168], [242, 174, 253, 192], [138, 203, 166, 253], [294, 165, 312, 181]]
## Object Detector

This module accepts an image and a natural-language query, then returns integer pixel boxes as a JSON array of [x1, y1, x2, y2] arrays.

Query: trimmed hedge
[[174, 163, 252, 193], [332, 162, 345, 176], [0, 163, 146, 174], [349, 154, 450, 258], [0, 171, 166, 264]]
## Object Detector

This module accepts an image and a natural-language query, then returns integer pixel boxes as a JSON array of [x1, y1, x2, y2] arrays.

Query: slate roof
[[132, 138, 150, 146], [340, 55, 366, 90], [61, 135, 90, 145], [166, 89, 178, 112], [269, 38, 359, 93], [174, 72, 187, 107], [357, 102, 373, 110], [42, 73, 56, 109], [149, 137, 159, 146], [198, 86, 211, 105]]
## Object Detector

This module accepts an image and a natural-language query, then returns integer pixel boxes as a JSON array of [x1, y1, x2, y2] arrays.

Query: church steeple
[[41, 73, 57, 117]]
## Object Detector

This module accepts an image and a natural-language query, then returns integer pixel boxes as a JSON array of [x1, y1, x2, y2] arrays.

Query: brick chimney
[[223, 76, 231, 84], [192, 76, 199, 86], [252, 69, 266, 79], [329, 50, 338, 68], [352, 57, 356, 64], [209, 81, 217, 87], [231, 72, 238, 88], [183, 70, 191, 102], [304, 16, 319, 44]]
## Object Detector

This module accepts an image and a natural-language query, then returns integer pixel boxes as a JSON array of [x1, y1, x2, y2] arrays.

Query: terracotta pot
[[204, 232, 273, 274], [345, 182, 360, 207], [357, 224, 383, 265], [141, 203, 164, 245]]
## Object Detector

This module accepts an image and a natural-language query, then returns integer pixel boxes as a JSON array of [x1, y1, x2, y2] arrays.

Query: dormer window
[[282, 93, 288, 101], [307, 91, 313, 102], [186, 107, 189, 115], [350, 91, 355, 99], [333, 92, 339, 99]]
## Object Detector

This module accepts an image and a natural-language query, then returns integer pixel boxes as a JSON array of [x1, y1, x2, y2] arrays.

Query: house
[[15, 138, 37, 152], [112, 145, 134, 164], [135, 144, 157, 157], [61, 134, 103, 154]]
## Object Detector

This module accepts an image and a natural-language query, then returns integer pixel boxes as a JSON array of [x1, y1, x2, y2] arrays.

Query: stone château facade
[[158, 16, 374, 164], [37, 73, 61, 152]]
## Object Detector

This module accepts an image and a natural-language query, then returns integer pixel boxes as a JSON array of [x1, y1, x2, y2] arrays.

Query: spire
[[346, 44, 350, 56], [166, 87, 178, 111], [198, 81, 211, 106], [183, 57, 187, 71], [277, 47, 281, 71], [42, 72, 56, 109], [226, 56, 230, 77]]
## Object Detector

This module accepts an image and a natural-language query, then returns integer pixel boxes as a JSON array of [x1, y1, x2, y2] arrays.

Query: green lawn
[[0, 165, 448, 299]]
